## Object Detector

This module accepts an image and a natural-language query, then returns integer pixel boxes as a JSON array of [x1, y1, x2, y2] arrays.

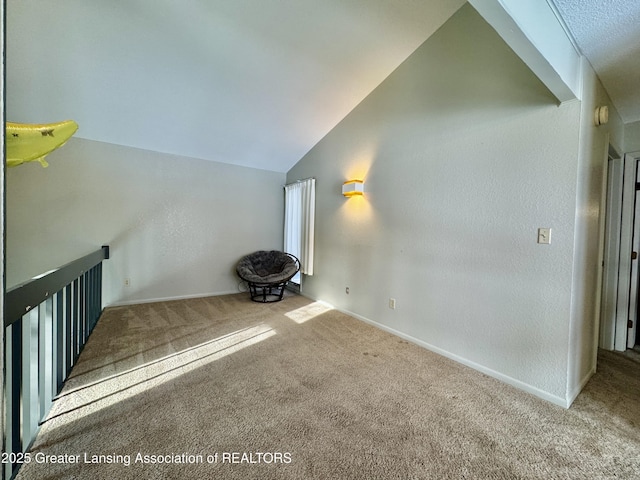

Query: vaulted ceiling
[[7, 0, 464, 172], [7, 1, 640, 173]]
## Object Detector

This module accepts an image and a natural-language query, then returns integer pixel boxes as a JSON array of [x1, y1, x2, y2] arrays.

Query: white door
[[600, 157, 623, 349], [627, 161, 640, 348], [614, 154, 639, 350]]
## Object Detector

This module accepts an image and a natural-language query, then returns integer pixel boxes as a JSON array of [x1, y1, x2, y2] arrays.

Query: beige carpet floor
[[15, 293, 640, 479]]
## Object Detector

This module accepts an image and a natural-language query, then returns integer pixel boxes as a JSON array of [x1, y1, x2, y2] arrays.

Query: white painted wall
[[566, 57, 624, 403], [6, 138, 285, 306], [287, 4, 590, 406], [625, 121, 640, 152]]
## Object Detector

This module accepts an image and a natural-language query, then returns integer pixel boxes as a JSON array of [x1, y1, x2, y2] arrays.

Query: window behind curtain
[[284, 178, 315, 285]]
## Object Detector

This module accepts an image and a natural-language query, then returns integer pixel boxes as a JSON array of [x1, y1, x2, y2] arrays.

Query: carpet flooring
[[15, 293, 640, 479]]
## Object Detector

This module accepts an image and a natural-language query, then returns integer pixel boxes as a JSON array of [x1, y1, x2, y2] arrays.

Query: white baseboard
[[109, 290, 577, 408], [108, 290, 240, 307], [300, 293, 571, 409]]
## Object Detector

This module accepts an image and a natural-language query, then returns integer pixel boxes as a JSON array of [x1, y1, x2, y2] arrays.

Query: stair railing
[[3, 245, 109, 479]]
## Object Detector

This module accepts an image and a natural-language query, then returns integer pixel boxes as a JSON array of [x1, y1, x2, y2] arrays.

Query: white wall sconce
[[595, 105, 609, 126], [342, 179, 364, 197]]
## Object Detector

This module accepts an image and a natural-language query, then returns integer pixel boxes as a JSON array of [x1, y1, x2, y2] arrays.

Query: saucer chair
[[236, 251, 300, 302]]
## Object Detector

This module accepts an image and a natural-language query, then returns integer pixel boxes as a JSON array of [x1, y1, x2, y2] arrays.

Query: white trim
[[300, 293, 570, 409], [628, 180, 640, 348], [469, 0, 581, 102], [614, 152, 640, 350], [108, 290, 239, 307], [545, 0, 582, 55], [597, 143, 622, 352]]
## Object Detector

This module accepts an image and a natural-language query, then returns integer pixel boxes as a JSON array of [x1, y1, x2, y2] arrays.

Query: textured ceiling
[[551, 0, 640, 124], [7, 0, 464, 173]]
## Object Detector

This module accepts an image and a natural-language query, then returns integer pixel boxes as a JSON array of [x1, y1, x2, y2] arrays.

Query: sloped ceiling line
[[8, 0, 640, 172], [7, 0, 464, 173]]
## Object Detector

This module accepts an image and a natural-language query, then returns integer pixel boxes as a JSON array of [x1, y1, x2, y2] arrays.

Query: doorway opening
[[600, 150, 640, 351]]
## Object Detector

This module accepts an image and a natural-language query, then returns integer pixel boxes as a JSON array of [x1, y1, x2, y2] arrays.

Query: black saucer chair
[[236, 251, 300, 302]]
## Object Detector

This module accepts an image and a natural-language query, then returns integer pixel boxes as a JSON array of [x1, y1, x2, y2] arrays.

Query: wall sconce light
[[595, 106, 609, 126], [342, 179, 364, 197]]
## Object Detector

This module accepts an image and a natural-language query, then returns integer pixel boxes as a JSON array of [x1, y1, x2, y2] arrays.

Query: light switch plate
[[538, 228, 551, 245]]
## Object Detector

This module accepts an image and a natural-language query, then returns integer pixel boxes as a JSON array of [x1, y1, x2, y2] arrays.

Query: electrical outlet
[[124, 278, 131, 287], [389, 298, 396, 309]]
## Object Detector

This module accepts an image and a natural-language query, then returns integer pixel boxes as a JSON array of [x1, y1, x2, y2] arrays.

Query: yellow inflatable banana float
[[6, 120, 79, 168]]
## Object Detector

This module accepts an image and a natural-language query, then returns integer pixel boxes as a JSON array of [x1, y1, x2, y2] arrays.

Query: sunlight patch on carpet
[[42, 324, 276, 430], [285, 301, 333, 324]]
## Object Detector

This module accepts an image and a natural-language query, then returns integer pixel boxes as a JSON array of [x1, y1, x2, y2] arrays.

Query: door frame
[[601, 150, 640, 351], [628, 167, 640, 348], [598, 150, 623, 350]]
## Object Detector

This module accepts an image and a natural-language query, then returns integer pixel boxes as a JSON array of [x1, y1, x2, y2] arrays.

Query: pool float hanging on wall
[[6, 120, 79, 168]]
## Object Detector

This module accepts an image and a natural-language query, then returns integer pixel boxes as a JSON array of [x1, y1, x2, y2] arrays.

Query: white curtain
[[284, 178, 315, 276]]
